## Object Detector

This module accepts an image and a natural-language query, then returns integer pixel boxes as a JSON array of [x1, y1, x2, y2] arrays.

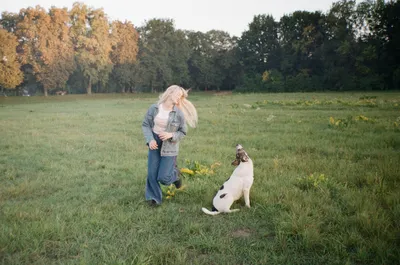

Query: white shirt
[[153, 104, 171, 134]]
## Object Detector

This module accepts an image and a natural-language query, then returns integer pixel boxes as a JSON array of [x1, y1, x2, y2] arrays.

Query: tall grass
[[1, 92, 399, 264]]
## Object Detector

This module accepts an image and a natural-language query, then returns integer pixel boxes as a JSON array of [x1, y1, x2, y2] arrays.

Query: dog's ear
[[231, 159, 240, 166]]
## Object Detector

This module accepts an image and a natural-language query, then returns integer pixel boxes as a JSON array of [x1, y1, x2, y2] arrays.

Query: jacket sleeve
[[142, 106, 155, 144], [171, 111, 187, 142]]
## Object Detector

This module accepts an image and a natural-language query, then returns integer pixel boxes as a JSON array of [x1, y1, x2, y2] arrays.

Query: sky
[[2, 0, 362, 37]]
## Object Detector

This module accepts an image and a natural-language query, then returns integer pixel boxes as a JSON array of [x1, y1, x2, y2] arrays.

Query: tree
[[69, 2, 113, 94], [238, 14, 280, 75], [186, 30, 239, 91], [169, 29, 191, 87], [110, 20, 139, 92], [279, 11, 325, 76], [277, 11, 326, 91], [323, 0, 358, 90], [15, 6, 51, 95], [42, 7, 76, 94], [136, 18, 190, 92], [376, 0, 400, 89], [15, 6, 75, 96], [0, 12, 19, 33], [0, 28, 23, 90], [238, 14, 281, 91], [187, 31, 215, 90]]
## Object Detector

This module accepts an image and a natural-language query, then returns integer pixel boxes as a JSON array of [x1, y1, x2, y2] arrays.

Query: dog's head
[[231, 144, 250, 166]]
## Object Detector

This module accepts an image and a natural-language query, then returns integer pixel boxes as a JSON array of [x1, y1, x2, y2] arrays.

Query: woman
[[142, 85, 198, 206]]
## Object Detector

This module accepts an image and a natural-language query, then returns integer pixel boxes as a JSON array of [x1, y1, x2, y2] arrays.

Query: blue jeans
[[145, 133, 179, 204]]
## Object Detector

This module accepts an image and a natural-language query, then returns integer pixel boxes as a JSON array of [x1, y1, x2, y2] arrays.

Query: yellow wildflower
[[180, 168, 194, 175], [355, 115, 368, 121], [210, 162, 221, 169]]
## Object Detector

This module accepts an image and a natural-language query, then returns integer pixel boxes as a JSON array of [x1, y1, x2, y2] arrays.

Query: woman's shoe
[[173, 178, 182, 189], [147, 200, 158, 207]]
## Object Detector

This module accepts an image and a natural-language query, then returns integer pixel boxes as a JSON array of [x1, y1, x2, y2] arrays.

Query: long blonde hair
[[158, 85, 198, 128]]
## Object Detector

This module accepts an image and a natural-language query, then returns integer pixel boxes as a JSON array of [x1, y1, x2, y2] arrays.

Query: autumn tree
[[110, 20, 139, 93], [70, 2, 113, 94], [15, 6, 75, 96], [43, 7, 76, 93], [0, 28, 23, 91]]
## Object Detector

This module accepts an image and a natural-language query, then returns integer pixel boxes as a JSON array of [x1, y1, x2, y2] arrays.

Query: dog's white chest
[[214, 160, 253, 202]]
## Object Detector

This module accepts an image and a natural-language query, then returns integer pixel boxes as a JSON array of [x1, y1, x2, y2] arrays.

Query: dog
[[202, 144, 254, 215]]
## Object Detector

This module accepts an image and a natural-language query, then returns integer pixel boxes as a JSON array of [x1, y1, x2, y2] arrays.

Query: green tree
[[187, 30, 239, 91], [238, 14, 281, 91], [0, 12, 19, 33], [375, 0, 400, 89], [169, 29, 191, 87], [239, 15, 280, 74], [323, 0, 358, 90], [187, 31, 213, 90], [0, 28, 23, 90], [278, 11, 326, 91], [136, 19, 190, 92], [279, 11, 325, 76]]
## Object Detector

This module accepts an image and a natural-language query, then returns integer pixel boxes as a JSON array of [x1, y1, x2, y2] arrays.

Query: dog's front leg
[[243, 189, 251, 208]]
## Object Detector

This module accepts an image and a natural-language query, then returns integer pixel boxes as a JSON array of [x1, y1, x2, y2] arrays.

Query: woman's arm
[[142, 106, 155, 144], [171, 114, 187, 142]]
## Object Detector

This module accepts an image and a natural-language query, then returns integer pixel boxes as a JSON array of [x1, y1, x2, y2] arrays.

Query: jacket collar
[[156, 103, 178, 112]]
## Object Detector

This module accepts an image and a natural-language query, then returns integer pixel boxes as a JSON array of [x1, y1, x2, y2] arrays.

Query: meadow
[[0, 92, 399, 265]]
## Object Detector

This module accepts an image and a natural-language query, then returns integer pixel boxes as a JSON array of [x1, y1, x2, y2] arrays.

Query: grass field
[[0, 92, 399, 265]]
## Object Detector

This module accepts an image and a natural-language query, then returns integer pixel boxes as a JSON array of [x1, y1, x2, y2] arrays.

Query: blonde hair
[[158, 85, 198, 128]]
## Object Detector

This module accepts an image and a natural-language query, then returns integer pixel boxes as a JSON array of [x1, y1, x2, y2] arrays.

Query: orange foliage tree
[[69, 2, 112, 94], [0, 28, 23, 90], [110, 21, 139, 93], [16, 6, 75, 96]]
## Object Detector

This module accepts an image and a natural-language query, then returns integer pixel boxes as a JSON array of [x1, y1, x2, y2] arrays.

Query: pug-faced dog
[[202, 144, 254, 215]]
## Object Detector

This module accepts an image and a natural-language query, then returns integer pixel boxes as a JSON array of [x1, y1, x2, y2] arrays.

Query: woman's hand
[[149, 140, 158, 150], [158, 132, 173, 141]]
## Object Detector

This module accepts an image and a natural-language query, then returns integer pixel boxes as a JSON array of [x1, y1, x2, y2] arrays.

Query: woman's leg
[[145, 134, 163, 204], [157, 156, 179, 185]]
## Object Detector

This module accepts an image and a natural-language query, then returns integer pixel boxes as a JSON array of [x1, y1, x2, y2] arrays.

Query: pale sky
[[2, 0, 363, 37]]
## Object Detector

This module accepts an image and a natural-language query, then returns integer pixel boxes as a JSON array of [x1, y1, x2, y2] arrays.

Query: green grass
[[1, 92, 399, 265]]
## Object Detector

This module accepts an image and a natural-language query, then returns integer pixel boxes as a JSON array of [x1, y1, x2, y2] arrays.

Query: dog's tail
[[201, 207, 220, 216]]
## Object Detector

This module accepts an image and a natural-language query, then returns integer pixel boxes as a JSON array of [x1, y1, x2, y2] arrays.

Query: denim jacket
[[142, 104, 187, 156]]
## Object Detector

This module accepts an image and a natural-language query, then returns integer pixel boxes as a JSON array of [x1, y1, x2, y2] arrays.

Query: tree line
[[0, 0, 399, 95]]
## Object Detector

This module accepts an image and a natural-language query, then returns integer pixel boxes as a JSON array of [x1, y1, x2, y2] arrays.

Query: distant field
[[1, 92, 399, 264]]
